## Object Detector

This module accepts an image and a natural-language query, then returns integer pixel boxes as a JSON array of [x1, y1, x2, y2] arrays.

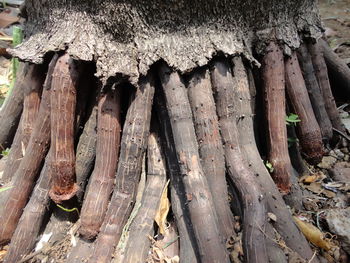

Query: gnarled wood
[[261, 41, 292, 193], [90, 75, 154, 263], [0, 55, 57, 245], [187, 67, 234, 240], [308, 41, 344, 132], [297, 43, 333, 142], [285, 52, 323, 164], [123, 130, 167, 263], [49, 54, 80, 203], [158, 63, 229, 263], [79, 87, 121, 239], [210, 58, 268, 263]]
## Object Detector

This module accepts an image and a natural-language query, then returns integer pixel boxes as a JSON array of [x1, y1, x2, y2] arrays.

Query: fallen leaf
[[301, 175, 319, 183], [293, 216, 333, 251], [155, 180, 170, 235]]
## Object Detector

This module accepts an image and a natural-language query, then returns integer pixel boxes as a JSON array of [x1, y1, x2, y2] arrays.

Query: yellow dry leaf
[[302, 175, 319, 183], [155, 180, 170, 235], [293, 216, 333, 251]]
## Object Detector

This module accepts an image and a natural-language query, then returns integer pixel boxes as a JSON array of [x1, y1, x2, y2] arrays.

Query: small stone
[[318, 156, 337, 169], [334, 149, 345, 159], [329, 162, 350, 182]]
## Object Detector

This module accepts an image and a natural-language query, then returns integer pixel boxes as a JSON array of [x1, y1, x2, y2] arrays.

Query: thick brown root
[[187, 67, 235, 241], [261, 41, 292, 193], [0, 55, 57, 245], [308, 41, 344, 132], [285, 52, 324, 164], [320, 38, 350, 96], [90, 75, 154, 263], [49, 54, 80, 203], [297, 43, 333, 142], [1, 64, 43, 183], [123, 130, 167, 263], [155, 89, 198, 262], [79, 87, 121, 239], [211, 58, 268, 263]]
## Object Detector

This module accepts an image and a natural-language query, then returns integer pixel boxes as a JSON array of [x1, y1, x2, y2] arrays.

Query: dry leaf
[[293, 216, 333, 251], [301, 175, 319, 183], [155, 180, 170, 235]]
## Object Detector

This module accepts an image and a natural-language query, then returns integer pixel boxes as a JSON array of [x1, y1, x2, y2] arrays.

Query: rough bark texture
[[159, 63, 229, 263], [75, 98, 98, 202], [210, 58, 268, 263], [232, 57, 318, 262], [308, 41, 344, 132], [1, 64, 43, 184], [49, 54, 79, 203], [285, 52, 323, 164], [80, 87, 121, 239], [123, 131, 167, 263], [187, 67, 234, 241], [320, 39, 350, 96], [0, 55, 57, 245], [155, 88, 198, 262], [297, 43, 333, 142], [12, 1, 322, 84], [90, 75, 154, 263], [262, 41, 292, 193], [3, 152, 51, 263], [0, 63, 25, 152]]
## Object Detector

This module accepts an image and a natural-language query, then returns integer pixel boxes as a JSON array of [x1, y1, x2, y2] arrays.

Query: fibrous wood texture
[[261, 41, 292, 193], [123, 130, 167, 263], [297, 43, 333, 142], [158, 63, 229, 263], [79, 87, 121, 239], [210, 58, 268, 263], [90, 75, 154, 263], [1, 64, 43, 183], [49, 54, 79, 203], [187, 67, 234, 241], [0, 55, 57, 245], [285, 52, 323, 164]]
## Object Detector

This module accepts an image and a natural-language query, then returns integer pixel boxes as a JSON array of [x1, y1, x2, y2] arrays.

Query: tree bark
[[0, 55, 57, 245], [297, 43, 333, 142], [261, 41, 292, 193], [49, 53, 79, 203], [158, 63, 229, 263], [187, 67, 235, 241], [285, 52, 323, 164], [79, 87, 121, 239], [90, 75, 154, 263]]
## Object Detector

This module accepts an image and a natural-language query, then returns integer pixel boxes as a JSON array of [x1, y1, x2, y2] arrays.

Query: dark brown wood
[[155, 88, 198, 262], [308, 41, 344, 132], [49, 54, 80, 203], [297, 43, 333, 142], [1, 64, 43, 184], [210, 58, 268, 263], [320, 38, 350, 96], [261, 41, 292, 193], [285, 52, 324, 164], [234, 59, 318, 262], [0, 55, 57, 245], [0, 63, 25, 151], [123, 130, 167, 263], [158, 63, 229, 263], [79, 87, 121, 239], [75, 98, 98, 203], [187, 67, 234, 240], [3, 152, 51, 263], [90, 75, 154, 263]]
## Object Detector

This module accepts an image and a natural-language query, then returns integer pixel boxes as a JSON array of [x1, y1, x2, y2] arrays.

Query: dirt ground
[[319, 0, 350, 63]]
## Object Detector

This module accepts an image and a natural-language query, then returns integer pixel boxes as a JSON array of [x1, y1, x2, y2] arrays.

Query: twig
[[307, 251, 316, 263], [333, 127, 350, 141]]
